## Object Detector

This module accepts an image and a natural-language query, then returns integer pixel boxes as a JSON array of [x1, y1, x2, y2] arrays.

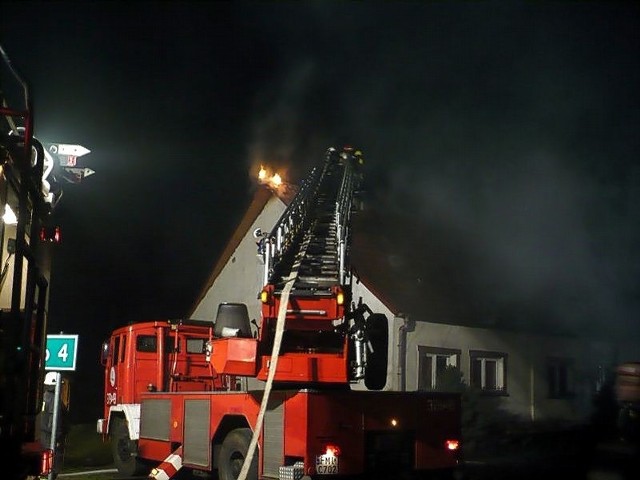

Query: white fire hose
[[237, 277, 294, 480]]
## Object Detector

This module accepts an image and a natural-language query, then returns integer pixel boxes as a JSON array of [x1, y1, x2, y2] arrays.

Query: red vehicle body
[[98, 148, 462, 479], [99, 319, 461, 479]]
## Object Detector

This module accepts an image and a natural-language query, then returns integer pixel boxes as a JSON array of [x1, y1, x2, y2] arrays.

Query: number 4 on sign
[[58, 343, 68, 363]]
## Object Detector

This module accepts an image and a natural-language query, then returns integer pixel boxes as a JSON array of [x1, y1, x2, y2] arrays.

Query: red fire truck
[[98, 148, 462, 479]]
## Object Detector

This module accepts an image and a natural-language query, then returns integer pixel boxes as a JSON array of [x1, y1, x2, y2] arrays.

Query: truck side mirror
[[100, 340, 110, 366]]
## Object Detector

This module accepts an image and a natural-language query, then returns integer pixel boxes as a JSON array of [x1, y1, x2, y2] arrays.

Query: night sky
[[2, 2, 639, 420]]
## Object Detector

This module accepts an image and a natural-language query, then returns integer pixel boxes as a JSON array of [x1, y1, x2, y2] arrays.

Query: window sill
[[478, 389, 509, 397], [547, 393, 575, 400]]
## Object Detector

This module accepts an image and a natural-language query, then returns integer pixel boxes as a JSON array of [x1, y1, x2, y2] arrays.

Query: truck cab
[[97, 319, 234, 475]]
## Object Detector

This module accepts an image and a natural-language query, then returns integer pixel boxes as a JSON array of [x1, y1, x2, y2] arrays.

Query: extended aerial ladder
[[255, 147, 376, 386], [261, 146, 362, 292]]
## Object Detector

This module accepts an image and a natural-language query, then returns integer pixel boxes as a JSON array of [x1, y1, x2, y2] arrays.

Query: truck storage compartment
[[209, 338, 257, 376]]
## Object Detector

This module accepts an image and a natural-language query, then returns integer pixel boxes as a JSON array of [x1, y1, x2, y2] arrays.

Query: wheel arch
[[211, 414, 252, 469], [106, 403, 141, 440]]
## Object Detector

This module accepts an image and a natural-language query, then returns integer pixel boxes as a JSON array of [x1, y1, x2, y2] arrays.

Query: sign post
[[45, 334, 78, 480]]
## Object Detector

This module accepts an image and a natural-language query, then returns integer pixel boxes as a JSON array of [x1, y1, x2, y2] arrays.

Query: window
[[470, 350, 507, 394], [186, 338, 206, 354], [120, 335, 126, 363], [136, 335, 156, 352], [112, 336, 120, 365], [136, 335, 177, 353], [417, 346, 461, 391], [547, 357, 574, 398]]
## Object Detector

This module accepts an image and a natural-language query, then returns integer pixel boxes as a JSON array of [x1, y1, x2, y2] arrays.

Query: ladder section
[[262, 147, 361, 297], [292, 163, 341, 289]]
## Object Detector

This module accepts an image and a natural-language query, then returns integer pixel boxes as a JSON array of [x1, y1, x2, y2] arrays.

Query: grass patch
[[62, 423, 112, 469]]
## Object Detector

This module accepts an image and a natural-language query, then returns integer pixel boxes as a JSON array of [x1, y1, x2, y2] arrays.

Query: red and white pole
[[148, 446, 183, 480]]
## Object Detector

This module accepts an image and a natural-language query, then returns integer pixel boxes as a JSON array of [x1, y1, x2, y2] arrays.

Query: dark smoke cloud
[[245, 3, 640, 337], [248, 59, 317, 173]]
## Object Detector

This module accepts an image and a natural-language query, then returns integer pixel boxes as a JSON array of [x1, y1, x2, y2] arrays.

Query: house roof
[[351, 206, 582, 335], [351, 208, 482, 321]]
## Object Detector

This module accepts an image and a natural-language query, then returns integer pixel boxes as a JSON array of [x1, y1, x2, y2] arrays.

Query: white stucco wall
[[352, 274, 616, 423], [404, 321, 614, 422], [191, 195, 287, 332]]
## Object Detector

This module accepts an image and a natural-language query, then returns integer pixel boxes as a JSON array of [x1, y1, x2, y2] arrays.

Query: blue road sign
[[45, 334, 78, 371]]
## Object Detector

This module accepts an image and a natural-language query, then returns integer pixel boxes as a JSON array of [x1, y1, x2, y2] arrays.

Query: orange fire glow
[[257, 165, 284, 189], [258, 165, 267, 181]]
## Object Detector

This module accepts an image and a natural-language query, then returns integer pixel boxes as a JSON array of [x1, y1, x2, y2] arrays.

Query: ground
[[57, 422, 637, 480]]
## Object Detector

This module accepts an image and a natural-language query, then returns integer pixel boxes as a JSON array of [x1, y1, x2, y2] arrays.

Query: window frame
[[112, 336, 121, 365], [417, 346, 461, 391], [546, 356, 575, 399], [469, 350, 508, 395]]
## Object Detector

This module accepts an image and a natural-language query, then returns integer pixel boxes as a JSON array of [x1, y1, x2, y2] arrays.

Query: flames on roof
[[258, 165, 283, 190]]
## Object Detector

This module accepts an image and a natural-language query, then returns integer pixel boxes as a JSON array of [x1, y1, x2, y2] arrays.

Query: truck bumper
[[97, 418, 106, 434]]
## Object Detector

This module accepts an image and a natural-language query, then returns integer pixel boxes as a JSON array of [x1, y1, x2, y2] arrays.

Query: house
[[190, 183, 636, 426]]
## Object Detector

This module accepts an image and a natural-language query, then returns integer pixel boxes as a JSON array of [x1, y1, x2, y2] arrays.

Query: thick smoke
[[384, 148, 639, 335], [244, 3, 640, 338], [248, 59, 317, 177]]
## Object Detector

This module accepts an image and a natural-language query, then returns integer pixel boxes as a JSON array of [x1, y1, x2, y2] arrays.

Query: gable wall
[[191, 196, 287, 330], [405, 320, 615, 422]]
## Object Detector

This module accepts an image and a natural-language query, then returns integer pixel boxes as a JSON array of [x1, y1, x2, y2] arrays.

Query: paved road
[[58, 468, 118, 477]]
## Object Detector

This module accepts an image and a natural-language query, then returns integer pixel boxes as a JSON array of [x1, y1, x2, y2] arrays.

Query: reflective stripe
[[148, 447, 183, 480], [165, 453, 182, 470]]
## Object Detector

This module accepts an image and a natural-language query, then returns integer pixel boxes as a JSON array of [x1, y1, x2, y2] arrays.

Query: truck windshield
[[136, 335, 177, 353]]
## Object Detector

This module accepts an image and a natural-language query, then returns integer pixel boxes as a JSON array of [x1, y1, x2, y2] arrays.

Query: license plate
[[315, 454, 339, 475]]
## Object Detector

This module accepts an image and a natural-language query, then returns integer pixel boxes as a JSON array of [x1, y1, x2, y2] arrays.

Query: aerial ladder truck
[[98, 147, 462, 479]]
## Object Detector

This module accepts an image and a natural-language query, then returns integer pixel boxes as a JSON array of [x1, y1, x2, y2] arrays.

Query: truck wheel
[[219, 428, 257, 480], [111, 420, 146, 477]]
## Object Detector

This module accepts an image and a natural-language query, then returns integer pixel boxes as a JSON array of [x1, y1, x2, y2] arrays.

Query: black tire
[[218, 428, 257, 480], [365, 313, 389, 390], [111, 420, 146, 477]]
